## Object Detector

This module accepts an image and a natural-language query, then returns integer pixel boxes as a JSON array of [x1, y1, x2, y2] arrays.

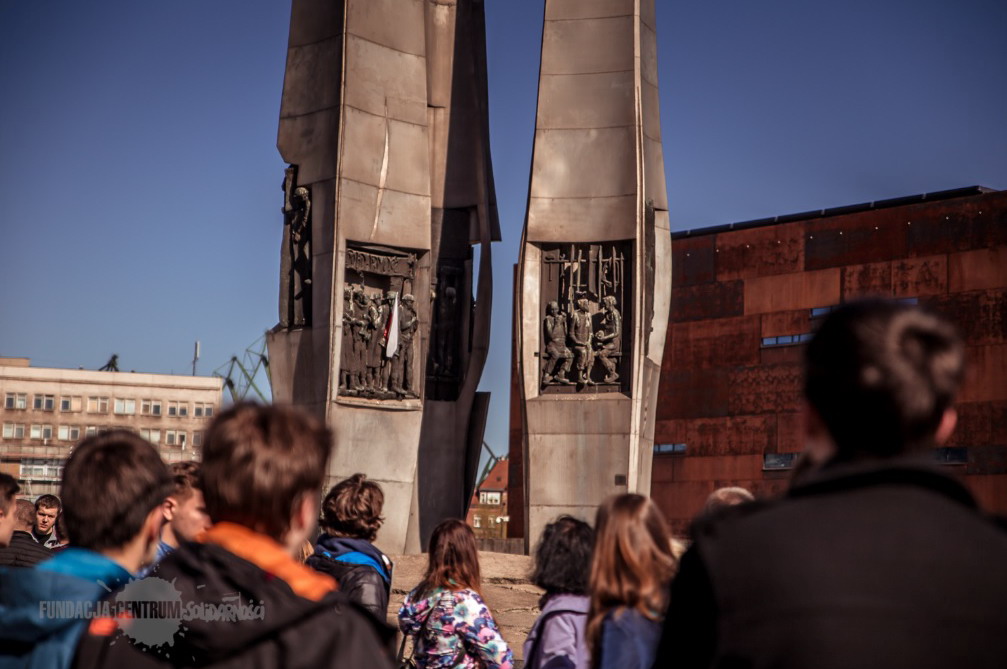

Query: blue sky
[[1, 0, 1005, 459]]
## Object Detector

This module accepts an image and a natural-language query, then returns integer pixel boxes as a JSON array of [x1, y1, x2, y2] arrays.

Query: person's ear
[[802, 401, 837, 465], [934, 407, 958, 445], [162, 497, 178, 522]]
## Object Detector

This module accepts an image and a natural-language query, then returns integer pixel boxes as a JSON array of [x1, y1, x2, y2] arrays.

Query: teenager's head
[[0, 473, 20, 547], [200, 403, 331, 551], [804, 300, 965, 462], [320, 473, 384, 542], [15, 499, 36, 532], [61, 431, 172, 556], [34, 494, 61, 536], [531, 515, 594, 598], [704, 486, 754, 514], [415, 519, 481, 599], [588, 494, 677, 661], [163, 461, 211, 546]]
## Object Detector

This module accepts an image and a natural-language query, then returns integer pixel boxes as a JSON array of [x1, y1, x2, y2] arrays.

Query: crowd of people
[[0, 299, 1005, 669]]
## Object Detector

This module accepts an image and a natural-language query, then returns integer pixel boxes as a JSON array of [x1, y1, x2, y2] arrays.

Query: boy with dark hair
[[307, 472, 393, 620], [0, 473, 19, 548], [32, 493, 62, 548], [0, 431, 171, 669], [655, 301, 1007, 669], [74, 403, 394, 669], [138, 460, 211, 577], [0, 499, 53, 566]]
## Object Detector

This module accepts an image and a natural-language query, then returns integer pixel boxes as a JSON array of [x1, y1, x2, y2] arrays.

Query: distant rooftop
[[672, 185, 997, 240]]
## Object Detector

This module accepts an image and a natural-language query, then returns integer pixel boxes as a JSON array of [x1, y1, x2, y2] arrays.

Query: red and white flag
[[385, 293, 400, 358]]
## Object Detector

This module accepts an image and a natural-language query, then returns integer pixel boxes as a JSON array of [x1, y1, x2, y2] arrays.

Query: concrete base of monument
[[388, 552, 541, 665]]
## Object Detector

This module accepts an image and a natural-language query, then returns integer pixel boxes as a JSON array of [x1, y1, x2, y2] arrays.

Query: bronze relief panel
[[339, 243, 420, 401], [539, 241, 632, 395]]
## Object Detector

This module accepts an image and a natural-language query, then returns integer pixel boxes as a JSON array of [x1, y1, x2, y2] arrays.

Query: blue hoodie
[[0, 548, 131, 669]]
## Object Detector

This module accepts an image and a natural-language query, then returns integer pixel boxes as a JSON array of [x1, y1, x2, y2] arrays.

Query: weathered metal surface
[[671, 280, 744, 322], [743, 268, 841, 315], [949, 247, 1007, 293], [667, 316, 761, 371], [715, 222, 804, 281], [672, 234, 715, 287], [907, 192, 1007, 256], [653, 415, 777, 457], [805, 209, 909, 270], [728, 364, 803, 415], [929, 289, 1007, 346]]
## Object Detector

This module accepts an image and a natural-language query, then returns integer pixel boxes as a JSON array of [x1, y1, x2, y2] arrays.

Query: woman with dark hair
[[523, 516, 594, 669], [398, 519, 513, 669], [307, 473, 393, 621], [587, 494, 676, 669]]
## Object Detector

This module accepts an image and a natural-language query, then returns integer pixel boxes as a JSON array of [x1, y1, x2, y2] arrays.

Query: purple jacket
[[522, 594, 590, 669]]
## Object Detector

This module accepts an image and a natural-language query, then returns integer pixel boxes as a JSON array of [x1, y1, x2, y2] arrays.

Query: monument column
[[268, 0, 496, 554], [516, 0, 672, 546]]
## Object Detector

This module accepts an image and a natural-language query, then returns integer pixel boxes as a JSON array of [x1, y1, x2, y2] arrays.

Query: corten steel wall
[[652, 186, 1007, 536]]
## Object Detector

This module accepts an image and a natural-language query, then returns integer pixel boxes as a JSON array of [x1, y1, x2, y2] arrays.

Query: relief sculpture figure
[[365, 294, 389, 391], [282, 166, 312, 327], [339, 285, 355, 392], [594, 295, 622, 384], [391, 294, 419, 397], [570, 298, 595, 385], [541, 301, 573, 386], [350, 288, 371, 392]]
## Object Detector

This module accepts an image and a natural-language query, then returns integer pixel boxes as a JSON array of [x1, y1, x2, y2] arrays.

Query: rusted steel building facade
[[653, 186, 1007, 535]]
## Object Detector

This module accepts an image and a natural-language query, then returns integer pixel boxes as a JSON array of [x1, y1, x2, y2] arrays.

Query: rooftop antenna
[[192, 341, 200, 376]]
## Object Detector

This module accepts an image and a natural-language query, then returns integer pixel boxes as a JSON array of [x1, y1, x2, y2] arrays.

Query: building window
[[934, 447, 967, 465], [60, 396, 83, 412], [57, 425, 80, 441], [3, 423, 26, 439], [85, 426, 98, 438], [761, 334, 814, 348], [87, 396, 109, 413], [192, 431, 204, 447], [5, 393, 27, 410], [113, 399, 137, 415], [33, 395, 56, 411], [141, 400, 163, 416], [167, 402, 189, 417], [654, 443, 688, 455], [140, 429, 161, 445], [30, 424, 54, 440], [19, 459, 64, 482], [472, 515, 482, 528], [763, 453, 798, 470], [479, 491, 502, 506], [193, 403, 214, 418], [165, 430, 187, 447]]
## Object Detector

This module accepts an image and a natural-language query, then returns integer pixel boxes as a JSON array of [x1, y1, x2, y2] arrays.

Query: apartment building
[[0, 357, 224, 498]]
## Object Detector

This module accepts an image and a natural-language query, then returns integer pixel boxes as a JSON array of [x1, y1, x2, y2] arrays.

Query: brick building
[[510, 186, 1006, 540], [0, 357, 223, 498], [467, 456, 510, 540]]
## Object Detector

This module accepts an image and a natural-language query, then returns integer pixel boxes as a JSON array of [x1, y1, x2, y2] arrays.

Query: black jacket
[[0, 530, 52, 567], [306, 535, 392, 623], [655, 458, 1007, 669], [72, 524, 395, 669]]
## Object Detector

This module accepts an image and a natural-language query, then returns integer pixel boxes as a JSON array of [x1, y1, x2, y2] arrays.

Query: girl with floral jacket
[[398, 519, 513, 669]]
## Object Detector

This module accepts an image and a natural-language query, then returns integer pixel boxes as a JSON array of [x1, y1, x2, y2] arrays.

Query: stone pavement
[[387, 552, 543, 665]]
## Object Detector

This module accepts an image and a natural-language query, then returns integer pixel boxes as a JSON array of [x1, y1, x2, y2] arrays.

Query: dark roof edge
[[671, 186, 997, 240]]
